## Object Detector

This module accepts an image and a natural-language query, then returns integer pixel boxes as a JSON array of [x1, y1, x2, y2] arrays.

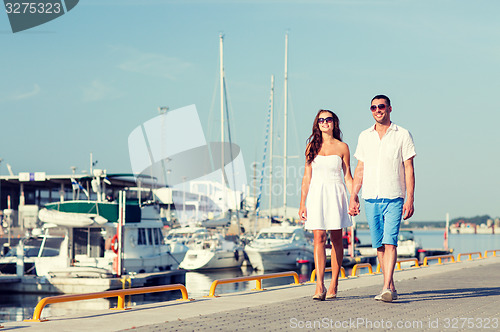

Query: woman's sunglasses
[[370, 104, 387, 111], [318, 117, 334, 124]]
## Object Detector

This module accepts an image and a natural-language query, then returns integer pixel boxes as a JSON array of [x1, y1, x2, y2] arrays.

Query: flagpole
[[444, 212, 449, 250]]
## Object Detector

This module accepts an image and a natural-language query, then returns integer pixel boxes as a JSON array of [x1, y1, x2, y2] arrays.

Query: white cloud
[[82, 80, 123, 102], [114, 47, 193, 80], [0, 84, 41, 102]]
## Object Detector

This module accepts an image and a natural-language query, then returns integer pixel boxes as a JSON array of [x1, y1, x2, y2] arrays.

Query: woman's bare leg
[[313, 230, 327, 295], [328, 229, 343, 296]]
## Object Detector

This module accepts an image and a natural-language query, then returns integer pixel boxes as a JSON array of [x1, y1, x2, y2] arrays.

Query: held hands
[[298, 205, 307, 221], [348, 195, 360, 216]]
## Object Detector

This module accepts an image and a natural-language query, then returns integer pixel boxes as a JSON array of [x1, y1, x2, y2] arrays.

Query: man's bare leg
[[377, 245, 396, 291]]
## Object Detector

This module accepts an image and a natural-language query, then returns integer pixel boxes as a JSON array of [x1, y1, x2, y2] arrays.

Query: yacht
[[179, 233, 244, 270], [356, 230, 421, 258], [0, 236, 60, 275], [33, 194, 180, 279], [244, 224, 314, 271], [164, 226, 211, 263]]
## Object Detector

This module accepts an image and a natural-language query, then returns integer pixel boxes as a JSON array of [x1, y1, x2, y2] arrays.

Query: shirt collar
[[370, 122, 397, 132]]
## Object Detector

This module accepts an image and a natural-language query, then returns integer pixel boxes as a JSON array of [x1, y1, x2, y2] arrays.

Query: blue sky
[[1, 0, 499, 221]]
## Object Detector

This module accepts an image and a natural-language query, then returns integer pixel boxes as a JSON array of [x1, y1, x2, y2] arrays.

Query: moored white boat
[[179, 233, 244, 270], [244, 224, 314, 271], [164, 226, 211, 263], [34, 201, 180, 277], [356, 230, 421, 258]]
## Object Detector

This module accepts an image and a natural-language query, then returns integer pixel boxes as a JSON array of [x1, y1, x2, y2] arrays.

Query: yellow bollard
[[309, 267, 347, 283], [423, 254, 455, 266], [25, 284, 191, 322], [255, 279, 263, 291], [351, 263, 374, 277], [484, 249, 500, 258], [207, 271, 300, 297], [457, 252, 482, 262]]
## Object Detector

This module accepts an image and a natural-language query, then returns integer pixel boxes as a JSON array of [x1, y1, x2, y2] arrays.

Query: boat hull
[[179, 248, 244, 270], [245, 246, 314, 271]]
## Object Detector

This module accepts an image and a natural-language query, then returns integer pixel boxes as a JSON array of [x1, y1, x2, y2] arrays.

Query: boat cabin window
[[73, 228, 105, 258], [256, 232, 293, 240], [137, 228, 163, 246], [147, 228, 153, 245], [292, 231, 305, 242], [166, 232, 182, 240], [398, 231, 414, 242], [154, 228, 163, 245], [138, 228, 147, 245]]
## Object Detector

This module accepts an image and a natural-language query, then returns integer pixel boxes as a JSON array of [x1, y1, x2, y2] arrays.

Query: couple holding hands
[[299, 94, 416, 302]]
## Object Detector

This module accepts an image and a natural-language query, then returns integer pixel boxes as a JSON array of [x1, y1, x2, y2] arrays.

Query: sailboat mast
[[220, 34, 225, 162], [219, 33, 227, 210], [283, 32, 288, 217], [268, 75, 274, 217], [219, 34, 224, 145]]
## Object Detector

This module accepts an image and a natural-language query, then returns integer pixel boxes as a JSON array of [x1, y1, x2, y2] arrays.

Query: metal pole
[[0, 158, 2, 212], [7, 195, 11, 248], [118, 191, 126, 277], [16, 240, 24, 277], [253, 163, 257, 234], [268, 75, 274, 218], [71, 166, 76, 200], [60, 183, 64, 202], [444, 212, 449, 250], [219, 33, 227, 212], [283, 32, 288, 218]]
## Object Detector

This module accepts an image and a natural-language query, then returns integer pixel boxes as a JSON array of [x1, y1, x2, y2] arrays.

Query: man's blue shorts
[[364, 198, 404, 248]]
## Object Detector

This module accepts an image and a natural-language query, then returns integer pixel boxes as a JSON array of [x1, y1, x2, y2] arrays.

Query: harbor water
[[1, 229, 498, 323]]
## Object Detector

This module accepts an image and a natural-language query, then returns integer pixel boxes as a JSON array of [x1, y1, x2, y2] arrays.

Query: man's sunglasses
[[318, 117, 334, 124], [370, 104, 387, 111]]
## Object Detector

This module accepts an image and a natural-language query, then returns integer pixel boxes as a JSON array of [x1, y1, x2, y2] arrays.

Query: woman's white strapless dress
[[305, 155, 352, 230]]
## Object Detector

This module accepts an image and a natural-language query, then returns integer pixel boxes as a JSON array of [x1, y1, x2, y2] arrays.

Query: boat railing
[[351, 263, 375, 277], [207, 271, 300, 297], [309, 266, 347, 283], [457, 251, 483, 261], [25, 284, 191, 322], [484, 249, 500, 258], [422, 254, 456, 266], [375, 258, 420, 273]]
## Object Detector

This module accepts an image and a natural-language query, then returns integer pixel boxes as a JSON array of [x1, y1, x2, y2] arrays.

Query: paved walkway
[[2, 256, 499, 331]]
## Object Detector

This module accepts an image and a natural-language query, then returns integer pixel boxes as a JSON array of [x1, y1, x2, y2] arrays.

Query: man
[[349, 94, 415, 302]]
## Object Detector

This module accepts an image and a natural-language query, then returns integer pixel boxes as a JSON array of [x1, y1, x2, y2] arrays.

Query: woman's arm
[[341, 143, 354, 195], [299, 160, 312, 221], [348, 161, 363, 216]]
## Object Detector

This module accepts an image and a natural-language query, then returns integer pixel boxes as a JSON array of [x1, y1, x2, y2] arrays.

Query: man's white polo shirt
[[354, 122, 416, 200]]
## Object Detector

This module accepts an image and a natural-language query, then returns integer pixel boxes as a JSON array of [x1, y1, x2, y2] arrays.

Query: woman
[[299, 109, 353, 300]]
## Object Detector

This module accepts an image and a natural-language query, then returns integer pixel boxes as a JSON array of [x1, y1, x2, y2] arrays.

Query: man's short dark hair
[[371, 94, 391, 106]]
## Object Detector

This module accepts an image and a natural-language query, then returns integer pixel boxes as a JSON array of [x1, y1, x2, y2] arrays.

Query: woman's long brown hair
[[305, 110, 342, 164]]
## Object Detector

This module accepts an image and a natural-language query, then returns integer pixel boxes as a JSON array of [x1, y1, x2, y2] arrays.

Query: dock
[[0, 269, 186, 294], [2, 255, 499, 331], [0, 274, 20, 284]]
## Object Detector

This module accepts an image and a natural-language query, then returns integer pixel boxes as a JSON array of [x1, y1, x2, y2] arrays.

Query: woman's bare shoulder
[[334, 140, 349, 150], [334, 141, 350, 157]]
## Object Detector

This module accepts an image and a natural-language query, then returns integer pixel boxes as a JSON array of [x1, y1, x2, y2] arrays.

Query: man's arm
[[402, 157, 415, 220], [348, 161, 364, 216]]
